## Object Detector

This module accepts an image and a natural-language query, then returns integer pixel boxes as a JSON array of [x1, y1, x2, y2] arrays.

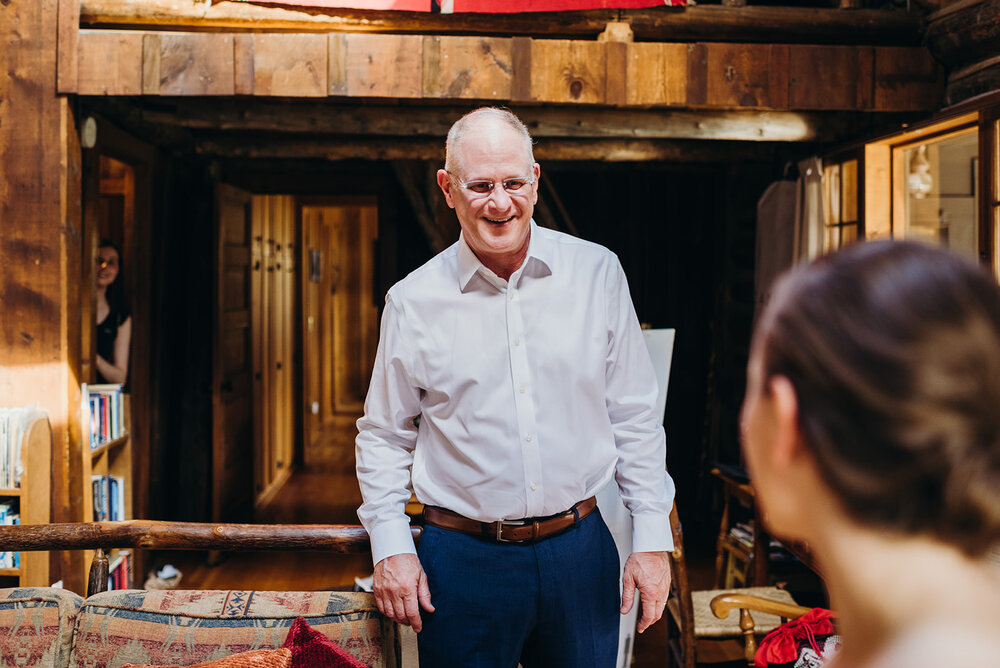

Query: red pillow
[[281, 617, 367, 668]]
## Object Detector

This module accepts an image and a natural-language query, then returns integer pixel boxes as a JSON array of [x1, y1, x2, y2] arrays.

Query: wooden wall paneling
[[154, 33, 236, 96], [625, 42, 688, 106], [77, 31, 143, 95], [511, 36, 533, 103], [234, 34, 255, 95], [703, 43, 785, 109], [274, 196, 295, 486], [300, 208, 321, 459], [142, 35, 162, 95], [530, 39, 607, 105], [1, 0, 84, 587], [422, 36, 442, 98], [345, 34, 423, 99], [686, 43, 709, 107], [329, 33, 348, 96], [251, 196, 269, 500], [57, 0, 80, 93], [605, 41, 627, 107], [874, 46, 945, 111], [429, 36, 514, 101], [212, 184, 254, 522], [788, 45, 868, 110], [251, 34, 328, 98]]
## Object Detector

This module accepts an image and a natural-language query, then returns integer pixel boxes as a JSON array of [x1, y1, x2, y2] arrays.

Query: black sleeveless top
[[96, 306, 129, 384]]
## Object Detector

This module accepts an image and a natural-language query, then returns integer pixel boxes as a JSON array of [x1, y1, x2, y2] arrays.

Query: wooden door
[[212, 184, 255, 522], [252, 195, 296, 504], [301, 199, 379, 464]]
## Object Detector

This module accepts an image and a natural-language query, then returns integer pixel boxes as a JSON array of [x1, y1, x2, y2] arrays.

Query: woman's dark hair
[[98, 238, 128, 322], [758, 240, 1000, 558]]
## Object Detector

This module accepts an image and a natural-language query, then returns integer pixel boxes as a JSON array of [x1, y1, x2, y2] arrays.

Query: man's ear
[[768, 375, 803, 469], [531, 163, 541, 206], [437, 169, 456, 209]]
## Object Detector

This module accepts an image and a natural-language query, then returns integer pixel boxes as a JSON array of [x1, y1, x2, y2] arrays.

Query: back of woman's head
[[759, 240, 1000, 558]]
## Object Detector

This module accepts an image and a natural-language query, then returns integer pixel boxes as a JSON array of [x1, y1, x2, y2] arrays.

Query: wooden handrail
[[0, 520, 420, 553]]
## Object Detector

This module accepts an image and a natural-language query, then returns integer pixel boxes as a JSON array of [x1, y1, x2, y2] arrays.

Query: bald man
[[356, 107, 674, 667]]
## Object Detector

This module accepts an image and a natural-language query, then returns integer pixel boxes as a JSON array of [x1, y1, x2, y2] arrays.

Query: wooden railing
[[0, 521, 421, 596]]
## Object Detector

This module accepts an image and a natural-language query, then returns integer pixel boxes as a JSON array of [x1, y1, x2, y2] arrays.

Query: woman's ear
[[768, 375, 803, 469]]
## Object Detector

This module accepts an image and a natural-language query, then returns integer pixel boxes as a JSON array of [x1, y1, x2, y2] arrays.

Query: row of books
[[0, 502, 21, 568], [92, 474, 126, 522], [86, 384, 126, 450], [0, 406, 44, 489], [108, 550, 132, 590]]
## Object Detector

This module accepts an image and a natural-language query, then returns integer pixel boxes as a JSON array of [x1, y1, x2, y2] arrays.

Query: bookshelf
[[81, 384, 134, 589], [0, 408, 52, 588]]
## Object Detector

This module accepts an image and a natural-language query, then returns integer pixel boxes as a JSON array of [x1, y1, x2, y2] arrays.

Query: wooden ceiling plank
[[345, 33, 423, 99], [531, 40, 607, 105], [78, 31, 143, 95], [195, 136, 778, 163], [626, 42, 687, 107], [252, 33, 328, 97], [133, 102, 878, 143], [434, 36, 514, 101]]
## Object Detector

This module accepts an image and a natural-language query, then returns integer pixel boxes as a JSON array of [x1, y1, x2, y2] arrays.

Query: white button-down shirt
[[356, 222, 675, 565]]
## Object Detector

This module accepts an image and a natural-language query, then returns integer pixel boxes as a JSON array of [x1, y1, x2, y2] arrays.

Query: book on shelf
[[0, 405, 44, 489], [91, 474, 125, 522], [0, 502, 21, 568], [108, 550, 132, 590], [84, 384, 126, 450]]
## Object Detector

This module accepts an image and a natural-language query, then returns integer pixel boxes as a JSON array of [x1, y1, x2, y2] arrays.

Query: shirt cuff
[[631, 511, 674, 553], [369, 517, 418, 566]]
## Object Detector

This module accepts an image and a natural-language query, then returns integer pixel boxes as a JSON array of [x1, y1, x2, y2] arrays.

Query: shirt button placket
[[507, 281, 542, 514]]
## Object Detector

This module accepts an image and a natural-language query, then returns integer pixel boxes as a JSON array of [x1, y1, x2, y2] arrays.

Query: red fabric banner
[[235, 0, 432, 10], [446, 0, 682, 11]]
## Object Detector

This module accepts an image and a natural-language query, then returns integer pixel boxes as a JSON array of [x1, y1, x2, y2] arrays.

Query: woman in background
[[95, 239, 131, 385], [741, 240, 1000, 667]]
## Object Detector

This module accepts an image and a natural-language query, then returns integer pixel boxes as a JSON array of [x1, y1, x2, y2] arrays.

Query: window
[[823, 159, 859, 252], [895, 127, 979, 262]]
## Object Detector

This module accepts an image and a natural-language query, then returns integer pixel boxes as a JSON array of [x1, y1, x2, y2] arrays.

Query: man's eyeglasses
[[451, 174, 535, 199]]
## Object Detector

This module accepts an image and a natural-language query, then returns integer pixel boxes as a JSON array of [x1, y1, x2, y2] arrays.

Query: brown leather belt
[[422, 496, 597, 544]]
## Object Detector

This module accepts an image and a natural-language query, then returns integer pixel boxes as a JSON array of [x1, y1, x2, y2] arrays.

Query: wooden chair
[[710, 593, 813, 665], [666, 505, 808, 668]]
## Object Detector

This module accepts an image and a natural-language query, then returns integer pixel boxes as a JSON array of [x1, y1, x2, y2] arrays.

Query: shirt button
[[519, 386, 526, 394], [510, 292, 516, 301], [530, 482, 538, 491], [525, 434, 533, 442], [513, 337, 520, 346]]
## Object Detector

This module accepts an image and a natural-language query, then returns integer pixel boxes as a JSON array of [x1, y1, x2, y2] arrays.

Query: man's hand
[[373, 553, 435, 632], [620, 551, 672, 633]]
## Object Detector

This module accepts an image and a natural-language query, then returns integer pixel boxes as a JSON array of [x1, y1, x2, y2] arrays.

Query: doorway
[[300, 198, 380, 468]]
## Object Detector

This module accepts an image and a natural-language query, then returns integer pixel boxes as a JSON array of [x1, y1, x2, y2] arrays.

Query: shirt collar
[[458, 220, 553, 292]]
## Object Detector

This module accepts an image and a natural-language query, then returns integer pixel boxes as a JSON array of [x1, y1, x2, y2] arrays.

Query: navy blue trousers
[[416, 509, 620, 668]]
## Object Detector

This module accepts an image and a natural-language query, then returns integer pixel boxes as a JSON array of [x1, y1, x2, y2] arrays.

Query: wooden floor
[[167, 427, 722, 667]]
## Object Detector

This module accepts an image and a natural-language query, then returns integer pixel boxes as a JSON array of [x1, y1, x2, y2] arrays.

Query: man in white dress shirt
[[356, 107, 674, 666]]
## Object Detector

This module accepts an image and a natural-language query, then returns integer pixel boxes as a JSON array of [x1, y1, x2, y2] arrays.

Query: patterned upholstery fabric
[[68, 590, 394, 668], [0, 587, 84, 668]]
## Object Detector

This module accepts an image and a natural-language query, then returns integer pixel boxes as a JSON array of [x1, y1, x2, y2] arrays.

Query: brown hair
[[758, 240, 1000, 558]]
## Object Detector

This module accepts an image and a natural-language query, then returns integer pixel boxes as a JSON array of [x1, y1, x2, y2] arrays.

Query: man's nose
[[485, 184, 513, 208]]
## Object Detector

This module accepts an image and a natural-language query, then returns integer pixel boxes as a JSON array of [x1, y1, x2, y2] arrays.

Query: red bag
[[754, 608, 840, 668]]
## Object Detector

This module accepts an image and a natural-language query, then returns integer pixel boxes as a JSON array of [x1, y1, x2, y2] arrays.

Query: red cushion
[[281, 617, 367, 668]]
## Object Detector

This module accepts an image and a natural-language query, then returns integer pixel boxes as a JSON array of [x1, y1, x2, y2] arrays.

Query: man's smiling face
[[437, 117, 540, 277]]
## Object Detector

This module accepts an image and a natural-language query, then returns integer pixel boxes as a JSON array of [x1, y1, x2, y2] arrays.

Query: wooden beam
[[75, 31, 942, 112], [1, 0, 86, 593], [925, 0, 1000, 69], [194, 136, 780, 163], [0, 520, 422, 553], [79, 0, 922, 46], [134, 102, 885, 143]]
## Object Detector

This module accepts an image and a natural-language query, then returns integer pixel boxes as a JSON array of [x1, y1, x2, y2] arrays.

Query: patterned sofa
[[0, 586, 404, 668]]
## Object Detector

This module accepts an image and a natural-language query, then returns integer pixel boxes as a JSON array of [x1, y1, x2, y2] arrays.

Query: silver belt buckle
[[496, 519, 527, 542]]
